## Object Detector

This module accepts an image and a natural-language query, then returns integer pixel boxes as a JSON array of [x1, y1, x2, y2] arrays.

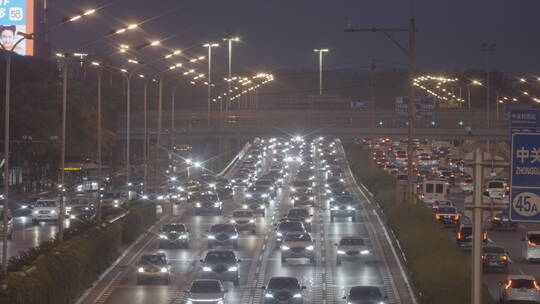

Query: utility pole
[[96, 70, 102, 221], [471, 148, 484, 304], [346, 18, 416, 204], [481, 43, 495, 159], [369, 59, 376, 128]]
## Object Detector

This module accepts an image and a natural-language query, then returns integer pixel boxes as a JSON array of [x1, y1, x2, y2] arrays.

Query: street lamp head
[[127, 24, 138, 30], [91, 61, 100, 66], [120, 69, 128, 73], [203, 43, 219, 48], [84, 9, 96, 16], [150, 40, 160, 46], [138, 74, 145, 78], [314, 48, 329, 52]]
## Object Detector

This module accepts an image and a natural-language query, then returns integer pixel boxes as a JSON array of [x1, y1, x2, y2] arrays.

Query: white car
[[335, 236, 373, 265], [186, 279, 227, 304], [32, 199, 60, 224], [485, 180, 507, 199], [523, 231, 540, 262], [499, 275, 540, 303], [230, 210, 256, 233], [281, 232, 315, 264]]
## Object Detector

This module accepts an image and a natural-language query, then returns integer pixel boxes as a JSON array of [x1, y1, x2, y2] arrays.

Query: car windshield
[[288, 209, 309, 218], [488, 182, 504, 189], [340, 238, 364, 246], [68, 198, 90, 205], [205, 251, 236, 263], [278, 222, 304, 232], [210, 225, 236, 234], [484, 246, 505, 254], [292, 181, 311, 187], [268, 278, 300, 290], [461, 227, 472, 235], [349, 286, 382, 300], [233, 211, 253, 218], [162, 224, 186, 233], [284, 233, 312, 242], [508, 279, 536, 289], [140, 255, 166, 265], [529, 234, 540, 243], [335, 196, 354, 204], [255, 181, 272, 187], [199, 194, 218, 201], [437, 207, 456, 214], [35, 200, 56, 208], [190, 280, 221, 293]]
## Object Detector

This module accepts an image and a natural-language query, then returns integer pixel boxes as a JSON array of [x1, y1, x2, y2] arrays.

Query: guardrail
[[217, 139, 256, 179]]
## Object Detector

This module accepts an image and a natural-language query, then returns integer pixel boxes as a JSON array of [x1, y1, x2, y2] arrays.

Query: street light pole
[[313, 49, 329, 96], [203, 43, 219, 126], [171, 82, 182, 146], [96, 68, 102, 221], [224, 37, 239, 113], [143, 80, 149, 193], [59, 55, 68, 241]]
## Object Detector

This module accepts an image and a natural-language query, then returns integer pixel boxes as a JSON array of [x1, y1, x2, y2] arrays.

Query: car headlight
[[157, 196, 164, 200], [290, 187, 296, 192], [33, 210, 39, 214], [245, 193, 252, 198], [293, 293, 302, 298], [281, 245, 290, 250], [331, 206, 338, 210], [360, 250, 370, 255], [209, 183, 216, 188], [214, 202, 221, 208], [249, 219, 255, 223], [138, 267, 144, 273], [261, 194, 268, 198], [347, 206, 355, 210], [142, 195, 148, 200], [231, 235, 238, 239], [196, 202, 201, 207], [160, 267, 168, 273], [208, 235, 215, 239], [265, 293, 274, 298], [325, 189, 331, 193], [306, 245, 314, 251], [259, 205, 265, 209], [50, 210, 56, 214], [309, 196, 315, 201], [337, 250, 346, 254], [202, 267, 212, 272], [242, 204, 248, 209], [159, 234, 167, 239], [231, 219, 236, 223], [305, 219, 311, 223], [179, 234, 188, 239], [228, 266, 238, 272], [276, 232, 283, 237]]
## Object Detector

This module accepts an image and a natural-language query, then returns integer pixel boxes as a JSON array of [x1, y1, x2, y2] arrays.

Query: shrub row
[[343, 143, 494, 304], [0, 202, 157, 304]]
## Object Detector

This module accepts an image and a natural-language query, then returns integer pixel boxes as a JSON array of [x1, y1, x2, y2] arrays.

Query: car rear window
[[508, 279, 535, 289], [529, 234, 540, 244]]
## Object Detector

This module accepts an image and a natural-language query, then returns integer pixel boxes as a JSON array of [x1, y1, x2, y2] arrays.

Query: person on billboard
[[0, 25, 22, 51]]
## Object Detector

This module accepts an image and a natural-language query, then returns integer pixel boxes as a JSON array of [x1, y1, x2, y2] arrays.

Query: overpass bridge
[[116, 109, 509, 141]]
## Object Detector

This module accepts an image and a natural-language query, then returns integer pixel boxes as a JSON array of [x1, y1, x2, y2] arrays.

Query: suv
[[262, 276, 306, 304], [330, 195, 357, 222], [193, 193, 222, 215], [523, 231, 540, 263], [185, 279, 227, 304], [483, 245, 509, 273], [290, 180, 313, 193], [100, 191, 127, 208], [200, 250, 241, 286], [343, 286, 387, 304], [136, 252, 170, 284], [499, 275, 540, 303], [32, 199, 60, 224], [230, 210, 256, 233], [434, 206, 460, 227], [335, 236, 372, 265], [158, 223, 189, 248], [245, 186, 272, 204], [291, 190, 315, 208], [208, 224, 239, 249], [65, 195, 96, 220], [456, 219, 487, 248], [275, 221, 306, 247], [281, 232, 315, 264]]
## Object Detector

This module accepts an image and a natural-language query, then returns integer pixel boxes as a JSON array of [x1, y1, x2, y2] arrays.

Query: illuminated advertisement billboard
[[0, 0, 34, 56]]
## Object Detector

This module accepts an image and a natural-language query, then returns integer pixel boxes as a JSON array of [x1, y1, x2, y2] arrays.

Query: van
[[455, 218, 487, 248], [420, 179, 449, 204]]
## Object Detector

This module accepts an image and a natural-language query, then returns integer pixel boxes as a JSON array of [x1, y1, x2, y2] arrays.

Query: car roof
[[527, 231, 540, 235], [341, 236, 364, 241]]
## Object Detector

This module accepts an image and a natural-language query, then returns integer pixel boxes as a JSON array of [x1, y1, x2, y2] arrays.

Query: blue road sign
[[395, 97, 435, 119], [510, 108, 540, 133], [510, 133, 540, 222]]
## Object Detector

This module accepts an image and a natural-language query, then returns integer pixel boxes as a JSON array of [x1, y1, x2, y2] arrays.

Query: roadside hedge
[[344, 143, 495, 304], [0, 202, 157, 304]]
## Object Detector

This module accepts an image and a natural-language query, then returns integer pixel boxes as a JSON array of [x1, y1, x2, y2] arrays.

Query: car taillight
[[529, 240, 537, 247], [457, 232, 462, 239], [493, 217, 501, 221], [501, 255, 508, 260], [454, 215, 460, 220], [435, 215, 440, 220], [483, 232, 487, 240], [505, 280, 512, 290], [534, 281, 540, 291]]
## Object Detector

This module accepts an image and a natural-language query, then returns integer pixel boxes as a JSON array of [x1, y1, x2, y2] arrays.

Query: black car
[[208, 224, 239, 249], [200, 250, 241, 286], [262, 276, 306, 304], [136, 253, 171, 284], [482, 245, 509, 273], [343, 286, 387, 304], [275, 221, 306, 246], [490, 212, 518, 231], [193, 193, 222, 215], [243, 198, 266, 216], [158, 223, 189, 248], [286, 208, 312, 231]]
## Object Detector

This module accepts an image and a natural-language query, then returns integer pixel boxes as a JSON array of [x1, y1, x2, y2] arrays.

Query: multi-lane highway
[[76, 138, 416, 304]]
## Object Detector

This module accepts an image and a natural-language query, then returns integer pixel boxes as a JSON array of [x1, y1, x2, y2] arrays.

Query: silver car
[[499, 275, 540, 303], [281, 232, 315, 264], [523, 231, 540, 262], [335, 236, 373, 265], [186, 279, 227, 304]]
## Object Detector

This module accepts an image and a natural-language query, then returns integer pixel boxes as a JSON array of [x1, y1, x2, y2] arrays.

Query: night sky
[[51, 0, 540, 76]]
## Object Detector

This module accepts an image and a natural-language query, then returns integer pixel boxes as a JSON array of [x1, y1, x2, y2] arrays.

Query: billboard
[[0, 0, 34, 56]]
